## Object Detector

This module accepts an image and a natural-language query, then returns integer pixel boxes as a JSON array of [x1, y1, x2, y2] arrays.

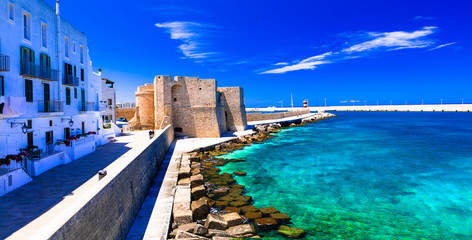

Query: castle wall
[[218, 87, 248, 131], [116, 108, 136, 122]]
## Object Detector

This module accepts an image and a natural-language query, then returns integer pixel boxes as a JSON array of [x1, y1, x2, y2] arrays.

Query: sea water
[[218, 112, 472, 239]]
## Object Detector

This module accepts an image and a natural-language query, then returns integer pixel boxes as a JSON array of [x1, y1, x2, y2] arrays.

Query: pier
[[248, 104, 472, 113]]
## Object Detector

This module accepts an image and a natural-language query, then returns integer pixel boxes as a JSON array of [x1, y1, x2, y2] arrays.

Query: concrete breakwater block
[[222, 212, 243, 227], [204, 214, 228, 230], [179, 167, 191, 179], [174, 186, 191, 213], [174, 210, 193, 225], [226, 224, 255, 237], [191, 185, 206, 200], [191, 198, 209, 220], [190, 174, 204, 188]]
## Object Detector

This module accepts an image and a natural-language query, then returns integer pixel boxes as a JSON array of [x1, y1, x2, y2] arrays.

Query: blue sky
[[45, 0, 471, 107]]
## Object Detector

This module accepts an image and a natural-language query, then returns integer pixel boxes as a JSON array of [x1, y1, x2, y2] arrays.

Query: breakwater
[[7, 127, 174, 240], [246, 109, 310, 122], [248, 104, 472, 113], [167, 114, 334, 239]]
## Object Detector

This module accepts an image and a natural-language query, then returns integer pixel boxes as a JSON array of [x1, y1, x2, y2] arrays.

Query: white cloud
[[414, 16, 436, 20], [262, 27, 438, 74], [343, 26, 436, 53], [274, 62, 288, 66], [261, 52, 332, 74], [427, 42, 457, 51], [156, 21, 215, 59]]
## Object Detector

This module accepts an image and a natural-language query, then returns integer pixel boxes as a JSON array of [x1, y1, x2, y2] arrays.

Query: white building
[[0, 0, 108, 196], [117, 102, 135, 109], [100, 78, 116, 124]]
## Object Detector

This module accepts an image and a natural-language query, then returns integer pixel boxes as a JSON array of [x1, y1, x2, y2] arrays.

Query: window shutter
[[47, 55, 51, 68], [40, 53, 44, 66], [20, 46, 25, 63], [31, 49, 35, 63]]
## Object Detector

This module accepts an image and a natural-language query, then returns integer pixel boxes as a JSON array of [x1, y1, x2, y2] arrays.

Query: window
[[65, 87, 71, 105], [108, 99, 112, 105], [74, 88, 77, 98], [25, 79, 33, 102], [41, 23, 47, 48], [27, 120, 32, 128], [49, 120, 53, 127], [0, 76, 4, 96], [23, 12, 31, 40], [9, 3, 14, 21], [27, 132, 33, 147], [40, 53, 50, 69], [73, 41, 76, 53], [64, 36, 69, 58], [80, 46, 84, 64], [74, 66, 76, 76], [80, 68, 84, 81]]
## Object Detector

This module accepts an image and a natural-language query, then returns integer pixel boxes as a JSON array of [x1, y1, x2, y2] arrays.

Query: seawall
[[247, 104, 472, 113], [246, 109, 310, 122], [7, 126, 174, 240]]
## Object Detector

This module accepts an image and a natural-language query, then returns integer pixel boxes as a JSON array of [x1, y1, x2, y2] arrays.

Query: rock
[[214, 201, 228, 207], [179, 167, 191, 180], [176, 230, 210, 239], [229, 188, 243, 195], [232, 195, 251, 203], [240, 205, 259, 213], [206, 229, 230, 237], [191, 199, 209, 220], [204, 214, 228, 230], [226, 224, 255, 237], [192, 168, 202, 175], [211, 237, 233, 240], [270, 213, 291, 223], [219, 195, 234, 202], [254, 218, 278, 231], [229, 201, 246, 207], [174, 210, 193, 225], [178, 222, 197, 232], [277, 225, 306, 239], [191, 174, 204, 188], [213, 187, 230, 196], [244, 211, 262, 219], [231, 184, 245, 189], [192, 185, 206, 200], [233, 171, 247, 176], [222, 212, 243, 227], [260, 207, 279, 215], [193, 224, 208, 235], [178, 178, 191, 186], [223, 206, 241, 214]]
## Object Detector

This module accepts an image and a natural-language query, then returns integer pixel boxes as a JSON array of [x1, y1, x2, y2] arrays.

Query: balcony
[[0, 54, 10, 71], [78, 102, 96, 112], [38, 100, 64, 113], [63, 74, 79, 86], [20, 62, 59, 81]]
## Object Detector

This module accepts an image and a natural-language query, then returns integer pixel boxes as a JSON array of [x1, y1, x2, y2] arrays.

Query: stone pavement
[[0, 130, 155, 239]]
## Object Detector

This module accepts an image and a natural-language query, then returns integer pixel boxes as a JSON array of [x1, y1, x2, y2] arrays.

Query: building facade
[[116, 102, 135, 109], [130, 75, 247, 138], [100, 78, 116, 124], [0, 0, 104, 195]]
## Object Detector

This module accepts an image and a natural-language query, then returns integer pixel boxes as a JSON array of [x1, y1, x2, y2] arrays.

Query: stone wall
[[48, 126, 174, 240], [116, 108, 136, 121], [135, 84, 155, 129], [246, 109, 310, 122], [218, 87, 247, 131]]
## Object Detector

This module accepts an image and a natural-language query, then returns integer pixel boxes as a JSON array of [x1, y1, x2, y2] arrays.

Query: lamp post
[[422, 99, 424, 105], [462, 98, 464, 104], [440, 99, 443, 105], [324, 98, 327, 107]]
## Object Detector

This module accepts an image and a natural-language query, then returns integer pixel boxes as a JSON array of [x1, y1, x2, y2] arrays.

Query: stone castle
[[129, 76, 247, 138]]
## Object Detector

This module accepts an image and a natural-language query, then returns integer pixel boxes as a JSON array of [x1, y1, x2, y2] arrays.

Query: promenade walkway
[[0, 131, 154, 239], [247, 113, 317, 126]]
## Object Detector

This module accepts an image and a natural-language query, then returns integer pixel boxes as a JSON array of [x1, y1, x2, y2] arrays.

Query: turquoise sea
[[218, 112, 472, 239]]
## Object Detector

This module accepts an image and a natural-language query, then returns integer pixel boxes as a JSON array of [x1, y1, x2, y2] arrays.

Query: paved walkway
[[0, 131, 154, 239]]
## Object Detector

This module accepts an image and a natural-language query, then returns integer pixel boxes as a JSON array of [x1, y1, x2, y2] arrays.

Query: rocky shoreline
[[168, 113, 335, 240]]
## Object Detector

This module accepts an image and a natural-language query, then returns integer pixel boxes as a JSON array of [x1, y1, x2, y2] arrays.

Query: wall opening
[[175, 127, 182, 133]]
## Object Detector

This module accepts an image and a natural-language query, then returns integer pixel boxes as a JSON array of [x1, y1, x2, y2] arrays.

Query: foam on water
[[218, 112, 472, 239]]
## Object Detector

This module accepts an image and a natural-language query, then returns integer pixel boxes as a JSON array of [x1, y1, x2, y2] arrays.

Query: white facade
[[0, 0, 105, 196], [117, 102, 136, 109], [100, 78, 116, 124]]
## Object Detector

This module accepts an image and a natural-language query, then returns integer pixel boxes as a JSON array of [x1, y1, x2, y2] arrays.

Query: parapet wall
[[9, 127, 174, 240], [246, 109, 310, 122]]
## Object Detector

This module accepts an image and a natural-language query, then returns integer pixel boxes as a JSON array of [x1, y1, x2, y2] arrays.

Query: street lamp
[[462, 98, 464, 104], [440, 99, 443, 105]]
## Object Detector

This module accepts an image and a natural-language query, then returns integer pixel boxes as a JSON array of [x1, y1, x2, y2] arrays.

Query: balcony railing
[[20, 62, 59, 81], [78, 102, 95, 112], [38, 100, 64, 113], [63, 74, 79, 86], [0, 54, 10, 71]]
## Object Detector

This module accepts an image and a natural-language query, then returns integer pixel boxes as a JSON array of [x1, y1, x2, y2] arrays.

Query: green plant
[[103, 123, 112, 129]]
